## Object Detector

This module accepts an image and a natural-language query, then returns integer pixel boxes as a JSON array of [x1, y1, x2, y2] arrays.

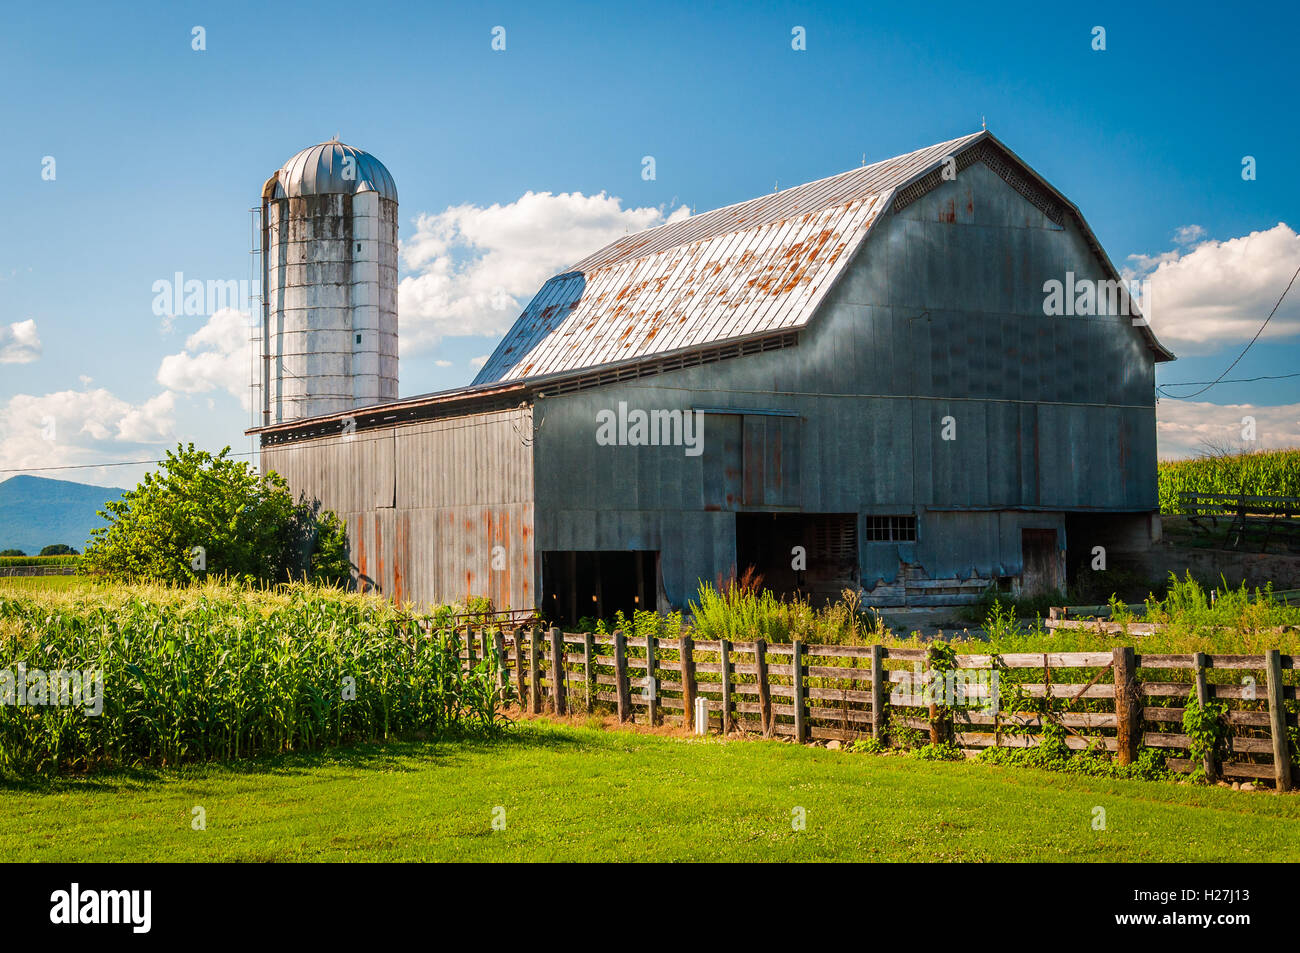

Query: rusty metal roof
[[473, 130, 1175, 384], [472, 133, 983, 384]]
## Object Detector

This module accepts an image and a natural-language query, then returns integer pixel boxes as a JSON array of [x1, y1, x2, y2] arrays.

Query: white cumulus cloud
[[0, 319, 41, 364], [397, 191, 690, 354], [0, 387, 176, 486], [156, 307, 251, 409], [1126, 223, 1300, 354], [1157, 398, 1300, 460]]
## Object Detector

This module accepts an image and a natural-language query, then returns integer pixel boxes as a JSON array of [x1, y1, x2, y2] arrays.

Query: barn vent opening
[[736, 513, 858, 604], [542, 551, 659, 626]]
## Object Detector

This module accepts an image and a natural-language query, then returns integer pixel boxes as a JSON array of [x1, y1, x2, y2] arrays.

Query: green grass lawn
[[3, 719, 1298, 862]]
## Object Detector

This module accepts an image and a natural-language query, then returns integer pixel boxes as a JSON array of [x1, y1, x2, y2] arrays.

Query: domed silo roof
[[262, 141, 398, 202]]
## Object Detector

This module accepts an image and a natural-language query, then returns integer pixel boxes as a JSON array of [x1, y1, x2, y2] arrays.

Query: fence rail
[[452, 625, 1299, 791], [1178, 491, 1300, 550], [0, 565, 80, 577]]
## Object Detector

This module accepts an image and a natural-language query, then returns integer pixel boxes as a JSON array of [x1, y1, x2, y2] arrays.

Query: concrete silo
[[258, 140, 398, 424]]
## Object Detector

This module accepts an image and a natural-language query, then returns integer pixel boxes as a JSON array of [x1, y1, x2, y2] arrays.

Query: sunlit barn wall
[[261, 406, 534, 609], [530, 160, 1158, 606]]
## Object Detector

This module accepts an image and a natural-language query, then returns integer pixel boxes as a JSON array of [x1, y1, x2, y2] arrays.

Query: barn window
[[865, 515, 917, 542]]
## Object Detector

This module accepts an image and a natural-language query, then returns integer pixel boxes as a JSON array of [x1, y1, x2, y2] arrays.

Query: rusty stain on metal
[[466, 131, 1175, 386], [393, 513, 406, 605], [356, 519, 368, 592], [374, 516, 384, 596], [472, 134, 993, 385]]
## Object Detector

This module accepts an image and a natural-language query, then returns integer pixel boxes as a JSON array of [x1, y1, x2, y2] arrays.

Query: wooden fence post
[[513, 628, 526, 704], [645, 634, 659, 726], [613, 629, 631, 722], [928, 649, 942, 746], [680, 636, 697, 733], [792, 638, 807, 744], [755, 638, 772, 737], [871, 644, 887, 743], [719, 639, 733, 735], [583, 632, 595, 713], [464, 626, 476, 671], [528, 627, 541, 715], [1113, 646, 1139, 766], [1265, 649, 1293, 792], [493, 630, 509, 702], [1193, 651, 1217, 783], [550, 626, 567, 715]]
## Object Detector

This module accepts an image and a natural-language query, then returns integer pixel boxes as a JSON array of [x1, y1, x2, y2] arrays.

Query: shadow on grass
[[0, 720, 594, 795]]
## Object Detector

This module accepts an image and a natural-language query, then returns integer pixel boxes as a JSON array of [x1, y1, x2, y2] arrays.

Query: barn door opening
[[1020, 528, 1062, 596], [735, 513, 857, 604], [541, 551, 659, 626]]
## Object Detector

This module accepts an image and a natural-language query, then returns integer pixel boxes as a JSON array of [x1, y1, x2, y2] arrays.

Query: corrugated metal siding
[[262, 407, 534, 610], [263, 431, 394, 512], [531, 152, 1161, 606]]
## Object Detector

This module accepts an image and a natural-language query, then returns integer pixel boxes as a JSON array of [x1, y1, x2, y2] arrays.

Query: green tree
[[83, 443, 352, 586], [38, 544, 79, 556], [0, 549, 24, 557]]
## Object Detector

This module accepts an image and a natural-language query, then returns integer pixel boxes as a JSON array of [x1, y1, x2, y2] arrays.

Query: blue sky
[[1, 0, 1297, 486]]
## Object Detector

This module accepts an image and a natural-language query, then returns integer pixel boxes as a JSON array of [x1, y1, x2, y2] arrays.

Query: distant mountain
[[0, 475, 127, 554]]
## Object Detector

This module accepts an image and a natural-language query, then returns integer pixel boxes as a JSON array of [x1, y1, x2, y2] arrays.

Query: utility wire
[[1159, 370, 1300, 387], [1157, 260, 1300, 400], [0, 449, 260, 476]]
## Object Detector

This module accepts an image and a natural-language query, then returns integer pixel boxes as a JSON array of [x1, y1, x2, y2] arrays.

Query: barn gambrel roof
[[472, 130, 1172, 386]]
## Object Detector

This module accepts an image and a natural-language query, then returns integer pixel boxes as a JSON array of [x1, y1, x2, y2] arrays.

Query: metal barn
[[251, 130, 1173, 618]]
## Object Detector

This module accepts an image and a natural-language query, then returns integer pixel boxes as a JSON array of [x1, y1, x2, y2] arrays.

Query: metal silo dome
[[262, 140, 398, 203]]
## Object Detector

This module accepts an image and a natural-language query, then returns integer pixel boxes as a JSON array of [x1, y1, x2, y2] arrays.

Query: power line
[[0, 448, 260, 476], [1158, 370, 1300, 387], [1157, 260, 1300, 400]]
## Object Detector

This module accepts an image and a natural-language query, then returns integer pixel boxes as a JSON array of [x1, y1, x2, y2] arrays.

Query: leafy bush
[[978, 726, 1170, 782], [688, 581, 885, 645], [1181, 688, 1228, 765], [913, 742, 963, 762], [594, 607, 683, 642], [82, 444, 350, 587]]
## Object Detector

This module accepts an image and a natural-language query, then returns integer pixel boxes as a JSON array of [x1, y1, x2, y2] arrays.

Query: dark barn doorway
[[736, 513, 858, 603], [1020, 528, 1063, 596], [542, 551, 659, 626]]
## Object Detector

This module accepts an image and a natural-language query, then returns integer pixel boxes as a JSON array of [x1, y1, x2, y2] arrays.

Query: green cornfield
[[0, 581, 507, 775], [1158, 448, 1300, 513], [0, 554, 82, 568]]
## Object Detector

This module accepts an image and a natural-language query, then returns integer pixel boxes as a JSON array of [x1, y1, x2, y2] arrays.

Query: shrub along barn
[[250, 130, 1174, 621]]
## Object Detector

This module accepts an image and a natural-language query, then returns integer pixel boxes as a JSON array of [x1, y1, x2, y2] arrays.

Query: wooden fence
[[1179, 491, 1300, 550], [0, 565, 80, 577], [454, 626, 1299, 791]]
